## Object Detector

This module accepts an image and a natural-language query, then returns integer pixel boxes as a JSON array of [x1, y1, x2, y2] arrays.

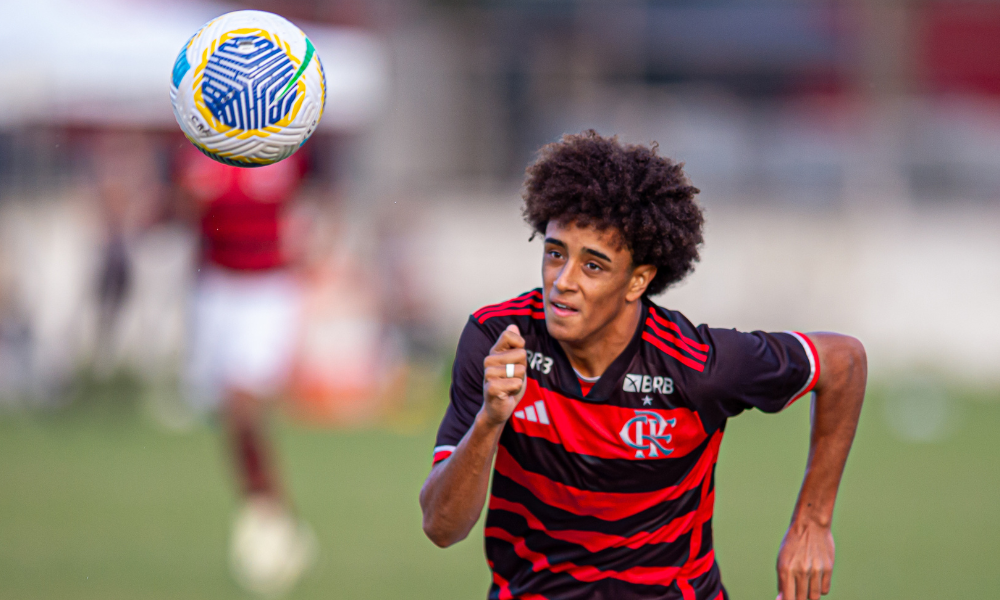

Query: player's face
[[541, 221, 653, 346]]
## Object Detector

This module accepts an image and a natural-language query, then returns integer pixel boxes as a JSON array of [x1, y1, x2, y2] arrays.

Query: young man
[[420, 131, 866, 600]]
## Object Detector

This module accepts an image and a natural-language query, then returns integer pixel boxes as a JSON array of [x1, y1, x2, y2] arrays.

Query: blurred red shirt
[[177, 148, 303, 271]]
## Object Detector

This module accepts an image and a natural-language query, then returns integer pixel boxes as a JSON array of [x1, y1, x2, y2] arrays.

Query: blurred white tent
[[0, 0, 389, 130]]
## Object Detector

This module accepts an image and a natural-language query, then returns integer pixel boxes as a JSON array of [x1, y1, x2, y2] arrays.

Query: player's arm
[[419, 325, 527, 548], [777, 332, 867, 600]]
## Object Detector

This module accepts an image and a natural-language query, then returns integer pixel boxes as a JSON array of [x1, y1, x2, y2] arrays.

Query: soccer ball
[[230, 498, 317, 595], [170, 10, 326, 167]]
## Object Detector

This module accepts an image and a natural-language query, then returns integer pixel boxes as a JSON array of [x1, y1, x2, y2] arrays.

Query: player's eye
[[547, 249, 563, 260], [585, 261, 602, 272]]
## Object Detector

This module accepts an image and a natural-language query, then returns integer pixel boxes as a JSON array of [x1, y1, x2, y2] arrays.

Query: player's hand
[[776, 519, 834, 600], [480, 325, 527, 427]]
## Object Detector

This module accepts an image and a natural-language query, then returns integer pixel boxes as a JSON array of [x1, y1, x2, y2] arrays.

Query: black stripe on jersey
[[486, 536, 702, 600], [487, 561, 643, 600], [487, 508, 696, 569], [489, 471, 706, 539], [486, 537, 678, 600], [501, 429, 716, 494], [683, 562, 727, 600], [695, 519, 716, 559]]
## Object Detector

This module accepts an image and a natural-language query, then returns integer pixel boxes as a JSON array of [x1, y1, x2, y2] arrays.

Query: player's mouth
[[549, 300, 580, 318]]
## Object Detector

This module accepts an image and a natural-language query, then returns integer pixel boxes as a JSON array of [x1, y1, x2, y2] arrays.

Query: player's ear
[[626, 264, 656, 302]]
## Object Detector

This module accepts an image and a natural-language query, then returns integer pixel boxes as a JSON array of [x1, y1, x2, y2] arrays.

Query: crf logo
[[619, 410, 676, 459]]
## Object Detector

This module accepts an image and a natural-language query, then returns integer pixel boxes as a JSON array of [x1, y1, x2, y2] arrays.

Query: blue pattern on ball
[[172, 44, 191, 89], [201, 36, 297, 130]]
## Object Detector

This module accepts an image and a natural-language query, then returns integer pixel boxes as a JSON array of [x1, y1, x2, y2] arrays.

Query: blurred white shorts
[[185, 267, 302, 411]]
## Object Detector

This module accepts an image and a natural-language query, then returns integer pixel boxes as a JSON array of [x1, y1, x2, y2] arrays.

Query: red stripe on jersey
[[643, 332, 707, 372], [432, 449, 454, 464], [474, 291, 543, 320], [510, 379, 709, 460], [480, 307, 546, 323], [790, 331, 821, 405], [577, 377, 595, 396], [489, 495, 710, 553], [474, 290, 540, 316], [493, 431, 722, 521], [688, 443, 717, 562], [645, 318, 708, 362], [648, 309, 710, 352], [490, 568, 550, 600], [480, 293, 543, 310], [487, 526, 717, 587], [477, 301, 545, 323], [677, 577, 696, 600]]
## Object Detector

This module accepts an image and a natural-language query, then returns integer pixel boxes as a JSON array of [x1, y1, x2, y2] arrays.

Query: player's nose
[[552, 263, 578, 292]]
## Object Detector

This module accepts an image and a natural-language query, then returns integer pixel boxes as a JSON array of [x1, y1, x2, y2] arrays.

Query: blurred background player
[[176, 146, 316, 596]]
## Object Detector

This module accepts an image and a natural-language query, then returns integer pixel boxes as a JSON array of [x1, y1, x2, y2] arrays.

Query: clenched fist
[[480, 325, 528, 427]]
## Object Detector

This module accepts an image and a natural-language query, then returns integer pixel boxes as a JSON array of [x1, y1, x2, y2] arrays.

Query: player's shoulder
[[640, 300, 714, 374], [468, 288, 546, 338], [643, 299, 812, 377]]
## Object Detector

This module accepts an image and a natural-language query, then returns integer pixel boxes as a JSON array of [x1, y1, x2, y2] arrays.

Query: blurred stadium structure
[[1, 0, 998, 407]]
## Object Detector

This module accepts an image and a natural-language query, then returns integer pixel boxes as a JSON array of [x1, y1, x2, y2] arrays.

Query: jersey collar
[[548, 296, 649, 402]]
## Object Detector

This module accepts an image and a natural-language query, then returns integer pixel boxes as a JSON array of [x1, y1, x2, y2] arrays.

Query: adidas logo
[[514, 400, 550, 425]]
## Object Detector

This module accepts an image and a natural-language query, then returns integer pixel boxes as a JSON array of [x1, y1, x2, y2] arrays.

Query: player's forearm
[[791, 333, 867, 527], [420, 412, 505, 547]]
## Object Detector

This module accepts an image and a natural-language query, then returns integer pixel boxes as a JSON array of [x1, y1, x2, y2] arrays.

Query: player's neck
[[558, 299, 642, 379]]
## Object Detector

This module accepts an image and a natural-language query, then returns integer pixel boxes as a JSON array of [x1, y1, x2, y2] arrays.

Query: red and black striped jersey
[[433, 289, 820, 600], [177, 147, 302, 271]]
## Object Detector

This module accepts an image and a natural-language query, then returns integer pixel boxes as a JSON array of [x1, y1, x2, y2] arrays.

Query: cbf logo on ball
[[619, 410, 676, 459], [171, 10, 326, 167]]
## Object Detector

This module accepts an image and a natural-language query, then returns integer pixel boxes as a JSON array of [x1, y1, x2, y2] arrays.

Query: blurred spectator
[[288, 203, 410, 425], [90, 132, 165, 376]]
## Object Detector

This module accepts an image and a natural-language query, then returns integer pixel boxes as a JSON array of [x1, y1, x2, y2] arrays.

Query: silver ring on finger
[[506, 363, 515, 378]]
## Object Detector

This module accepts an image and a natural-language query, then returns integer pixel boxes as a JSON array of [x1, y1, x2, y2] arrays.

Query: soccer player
[[177, 147, 315, 595], [420, 131, 866, 600]]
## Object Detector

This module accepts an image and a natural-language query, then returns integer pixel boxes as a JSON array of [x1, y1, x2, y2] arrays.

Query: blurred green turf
[[0, 383, 997, 599]]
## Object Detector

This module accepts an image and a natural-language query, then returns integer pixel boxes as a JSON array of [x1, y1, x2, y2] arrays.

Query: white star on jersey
[[642, 395, 653, 406]]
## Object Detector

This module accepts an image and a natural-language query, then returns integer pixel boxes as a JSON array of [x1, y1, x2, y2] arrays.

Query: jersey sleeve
[[699, 328, 820, 417], [432, 318, 496, 464]]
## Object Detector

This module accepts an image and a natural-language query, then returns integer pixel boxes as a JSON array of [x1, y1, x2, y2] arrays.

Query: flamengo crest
[[619, 410, 676, 458]]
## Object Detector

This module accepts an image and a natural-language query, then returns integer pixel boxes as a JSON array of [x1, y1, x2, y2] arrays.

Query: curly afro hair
[[522, 130, 704, 297]]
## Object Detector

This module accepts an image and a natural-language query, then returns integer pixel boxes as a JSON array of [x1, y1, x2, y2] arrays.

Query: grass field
[[0, 380, 997, 599]]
